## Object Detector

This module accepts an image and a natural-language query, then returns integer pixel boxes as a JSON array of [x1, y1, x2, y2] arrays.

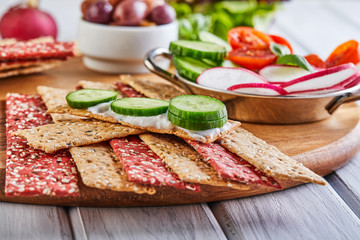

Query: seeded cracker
[[49, 102, 240, 143], [77, 80, 117, 91], [116, 82, 145, 98], [70, 143, 155, 194], [110, 136, 200, 191], [139, 133, 249, 190], [119, 75, 185, 100], [12, 121, 145, 153], [185, 140, 282, 189], [0, 61, 61, 79], [5, 93, 79, 197], [218, 127, 326, 185]]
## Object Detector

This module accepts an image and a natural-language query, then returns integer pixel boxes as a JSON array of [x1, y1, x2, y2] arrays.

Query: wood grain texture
[[70, 204, 226, 240], [0, 202, 73, 240], [209, 183, 360, 240]]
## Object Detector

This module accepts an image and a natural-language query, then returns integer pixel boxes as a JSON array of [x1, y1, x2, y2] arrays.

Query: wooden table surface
[[1, 0, 360, 239]]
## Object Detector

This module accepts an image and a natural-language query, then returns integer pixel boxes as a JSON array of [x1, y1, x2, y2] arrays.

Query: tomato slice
[[304, 54, 326, 68], [228, 27, 272, 50], [268, 34, 293, 54], [326, 40, 360, 68], [228, 48, 277, 70]]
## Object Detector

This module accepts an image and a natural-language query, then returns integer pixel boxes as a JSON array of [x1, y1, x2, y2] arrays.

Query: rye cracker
[[139, 133, 249, 190], [12, 120, 145, 153], [70, 143, 155, 194], [185, 140, 282, 189], [50, 103, 240, 143], [0, 61, 61, 79], [37, 85, 86, 122], [119, 74, 185, 100], [5, 93, 79, 197], [77, 80, 117, 91], [218, 127, 326, 185], [110, 136, 200, 191]]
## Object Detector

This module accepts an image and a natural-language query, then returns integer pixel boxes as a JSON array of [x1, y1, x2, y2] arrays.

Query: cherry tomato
[[326, 40, 360, 68], [268, 34, 293, 53], [228, 48, 277, 70], [305, 54, 326, 69], [228, 27, 272, 50]]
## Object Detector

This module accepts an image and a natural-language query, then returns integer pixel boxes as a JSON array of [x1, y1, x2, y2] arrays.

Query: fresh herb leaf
[[277, 54, 314, 72], [270, 42, 291, 56]]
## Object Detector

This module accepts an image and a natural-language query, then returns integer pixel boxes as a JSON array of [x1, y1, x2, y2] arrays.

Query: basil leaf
[[270, 42, 291, 56], [277, 54, 314, 72]]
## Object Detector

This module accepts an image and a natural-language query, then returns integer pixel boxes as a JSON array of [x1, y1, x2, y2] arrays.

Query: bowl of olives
[[78, 0, 178, 73]]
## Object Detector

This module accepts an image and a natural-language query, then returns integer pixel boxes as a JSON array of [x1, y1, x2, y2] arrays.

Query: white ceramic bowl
[[77, 19, 178, 74]]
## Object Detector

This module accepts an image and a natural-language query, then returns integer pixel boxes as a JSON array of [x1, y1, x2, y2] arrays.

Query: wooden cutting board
[[0, 58, 360, 207]]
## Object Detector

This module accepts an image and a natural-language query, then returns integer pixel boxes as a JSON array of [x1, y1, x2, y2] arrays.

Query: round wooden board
[[0, 58, 360, 206]]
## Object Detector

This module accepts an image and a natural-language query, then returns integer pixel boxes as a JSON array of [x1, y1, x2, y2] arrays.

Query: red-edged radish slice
[[287, 86, 345, 95], [342, 71, 360, 88], [227, 83, 288, 96], [282, 63, 357, 93], [197, 67, 267, 91], [259, 65, 312, 84]]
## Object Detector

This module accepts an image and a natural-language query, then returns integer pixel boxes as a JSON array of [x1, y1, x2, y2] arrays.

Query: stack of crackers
[[0, 37, 75, 79], [5, 75, 326, 198]]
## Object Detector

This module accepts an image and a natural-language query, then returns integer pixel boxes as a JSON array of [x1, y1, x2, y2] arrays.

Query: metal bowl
[[144, 48, 360, 124]]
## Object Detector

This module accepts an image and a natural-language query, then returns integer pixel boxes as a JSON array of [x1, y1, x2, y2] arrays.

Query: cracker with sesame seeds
[[77, 80, 117, 91], [116, 81, 145, 98], [5, 93, 79, 197], [218, 127, 326, 185], [12, 120, 145, 153], [0, 61, 61, 79], [139, 133, 249, 190], [118, 75, 185, 100], [37, 85, 86, 122], [49, 102, 240, 143], [185, 140, 282, 189], [70, 143, 155, 195], [110, 136, 200, 191]]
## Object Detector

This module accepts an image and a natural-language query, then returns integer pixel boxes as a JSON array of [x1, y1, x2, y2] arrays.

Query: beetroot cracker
[[115, 82, 144, 98], [5, 93, 79, 197], [186, 140, 282, 189], [110, 136, 200, 191], [0, 41, 75, 62]]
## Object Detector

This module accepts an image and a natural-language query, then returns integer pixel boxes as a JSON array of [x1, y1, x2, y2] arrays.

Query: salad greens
[[170, 0, 280, 40]]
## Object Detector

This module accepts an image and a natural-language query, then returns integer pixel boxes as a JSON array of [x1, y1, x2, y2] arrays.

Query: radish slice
[[197, 67, 267, 91], [341, 71, 360, 88], [227, 83, 288, 96], [259, 65, 312, 84], [287, 86, 345, 95], [282, 63, 357, 93]]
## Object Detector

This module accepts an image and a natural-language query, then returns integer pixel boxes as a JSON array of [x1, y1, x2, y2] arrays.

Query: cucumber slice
[[66, 89, 118, 109], [221, 60, 241, 68], [173, 56, 212, 82], [199, 31, 232, 51], [168, 95, 227, 121], [168, 111, 227, 131], [201, 58, 220, 67], [110, 98, 169, 116], [169, 40, 226, 61]]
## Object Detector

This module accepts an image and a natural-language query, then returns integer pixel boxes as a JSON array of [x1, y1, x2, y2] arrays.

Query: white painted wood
[[210, 183, 360, 240], [76, 204, 226, 240], [0, 202, 73, 240]]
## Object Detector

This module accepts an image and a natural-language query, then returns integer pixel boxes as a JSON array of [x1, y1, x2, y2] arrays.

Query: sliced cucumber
[[66, 89, 118, 109], [168, 95, 227, 121], [221, 60, 241, 68], [110, 98, 169, 117], [168, 111, 227, 131], [169, 40, 226, 61], [201, 58, 220, 67], [173, 56, 212, 82], [199, 31, 232, 51]]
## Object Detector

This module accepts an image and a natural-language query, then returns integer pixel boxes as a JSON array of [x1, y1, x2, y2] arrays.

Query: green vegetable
[[199, 31, 232, 51], [270, 42, 291, 56], [66, 89, 118, 109], [277, 55, 314, 72], [173, 56, 212, 82], [110, 98, 169, 117]]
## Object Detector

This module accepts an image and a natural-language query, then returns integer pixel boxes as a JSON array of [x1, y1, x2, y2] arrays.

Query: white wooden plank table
[[1, 0, 360, 239]]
